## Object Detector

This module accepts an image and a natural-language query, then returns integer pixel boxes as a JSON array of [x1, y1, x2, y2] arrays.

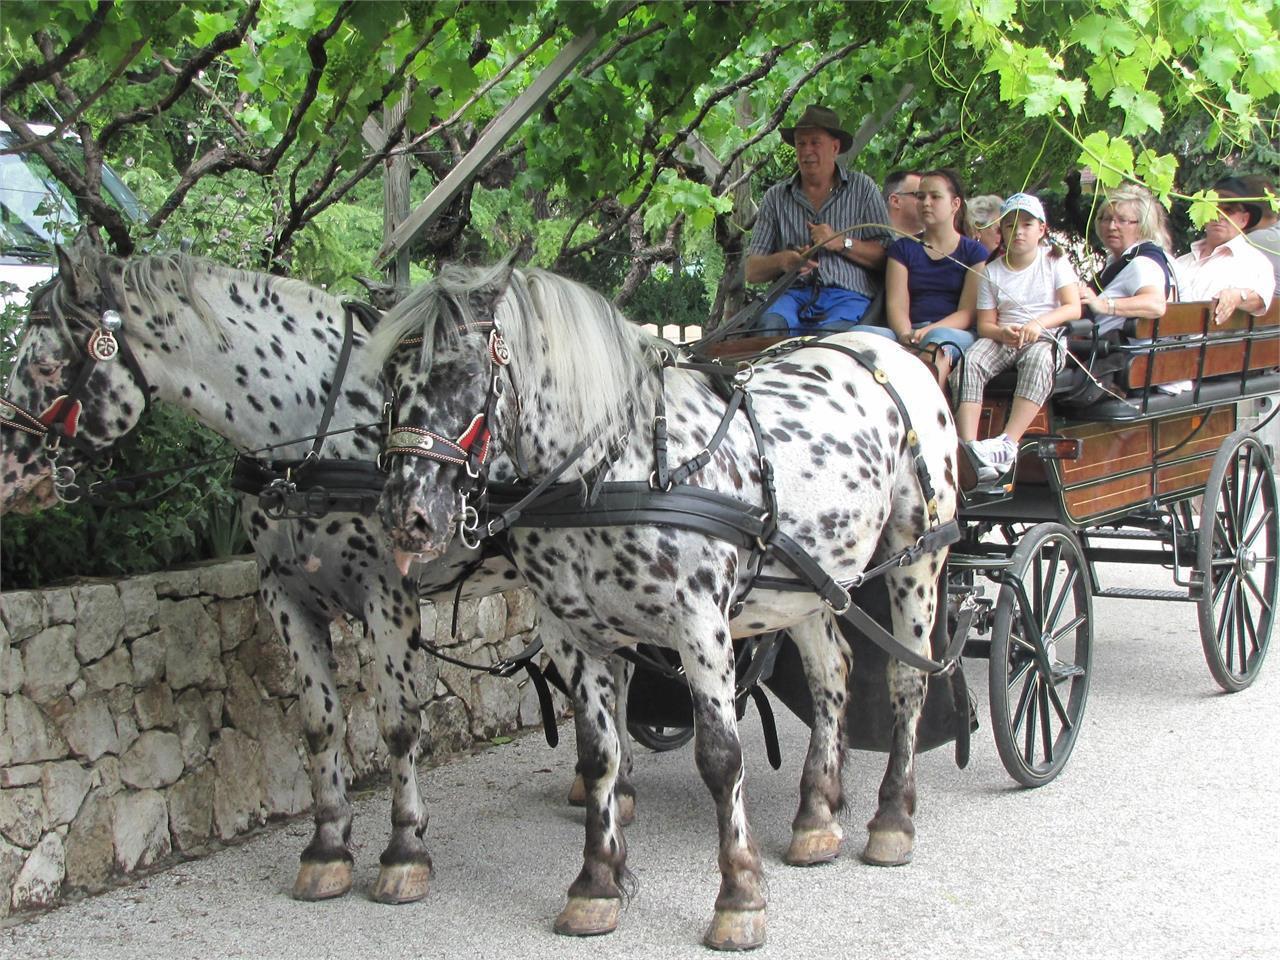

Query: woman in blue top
[[871, 169, 988, 387]]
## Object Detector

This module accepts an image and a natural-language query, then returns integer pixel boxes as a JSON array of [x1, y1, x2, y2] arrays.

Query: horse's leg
[[365, 596, 433, 904], [567, 654, 636, 826], [550, 627, 629, 937], [782, 614, 849, 866], [259, 570, 354, 900], [863, 553, 939, 867], [681, 624, 767, 951]]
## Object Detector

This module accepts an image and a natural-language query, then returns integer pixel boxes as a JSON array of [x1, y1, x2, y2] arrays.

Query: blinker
[[38, 395, 83, 437]]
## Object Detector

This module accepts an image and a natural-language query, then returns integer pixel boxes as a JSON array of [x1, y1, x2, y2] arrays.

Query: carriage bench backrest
[[1117, 299, 1279, 392]]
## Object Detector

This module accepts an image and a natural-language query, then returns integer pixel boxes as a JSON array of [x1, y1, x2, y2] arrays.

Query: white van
[[0, 120, 146, 305]]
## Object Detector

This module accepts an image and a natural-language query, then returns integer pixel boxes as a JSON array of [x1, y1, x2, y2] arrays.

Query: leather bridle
[[1, 282, 153, 502], [379, 322, 514, 548]]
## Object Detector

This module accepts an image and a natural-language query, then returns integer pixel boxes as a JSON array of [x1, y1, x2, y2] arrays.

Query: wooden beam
[[376, 18, 614, 264]]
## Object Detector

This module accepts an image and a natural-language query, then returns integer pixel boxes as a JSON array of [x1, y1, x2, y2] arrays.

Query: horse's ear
[[468, 260, 515, 319], [54, 241, 101, 305]]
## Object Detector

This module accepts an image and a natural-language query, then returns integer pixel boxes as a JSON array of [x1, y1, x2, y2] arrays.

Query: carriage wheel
[[1195, 432, 1278, 692], [989, 523, 1093, 787], [627, 722, 695, 753]]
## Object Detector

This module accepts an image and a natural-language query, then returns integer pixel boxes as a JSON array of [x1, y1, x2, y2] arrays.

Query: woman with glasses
[[1079, 184, 1175, 336]]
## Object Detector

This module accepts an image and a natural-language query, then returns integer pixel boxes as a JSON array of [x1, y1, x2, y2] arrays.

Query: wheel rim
[[990, 525, 1092, 785], [1198, 436, 1278, 691], [628, 723, 695, 752]]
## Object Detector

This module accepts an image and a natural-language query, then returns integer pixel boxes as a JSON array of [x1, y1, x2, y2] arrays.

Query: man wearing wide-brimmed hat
[[746, 104, 892, 334], [1174, 176, 1274, 325]]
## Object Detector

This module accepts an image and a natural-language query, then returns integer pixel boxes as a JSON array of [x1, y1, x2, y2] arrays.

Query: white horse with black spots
[[0, 247, 636, 904], [371, 263, 959, 951]]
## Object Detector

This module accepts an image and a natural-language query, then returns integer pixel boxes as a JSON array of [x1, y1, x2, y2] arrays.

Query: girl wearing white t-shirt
[[951, 193, 1081, 477]]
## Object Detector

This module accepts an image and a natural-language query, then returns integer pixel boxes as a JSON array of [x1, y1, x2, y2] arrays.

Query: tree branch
[[98, 0, 261, 150], [0, 1, 113, 100], [393, 25, 556, 158], [143, 2, 349, 233], [0, 107, 134, 253], [713, 36, 869, 195], [557, 39, 802, 261]]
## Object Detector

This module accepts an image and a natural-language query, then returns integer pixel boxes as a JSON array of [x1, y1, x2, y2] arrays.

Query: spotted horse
[[0, 247, 641, 904], [373, 263, 961, 951]]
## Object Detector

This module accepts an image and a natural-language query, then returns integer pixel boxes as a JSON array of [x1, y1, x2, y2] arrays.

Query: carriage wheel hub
[[1239, 548, 1257, 573]]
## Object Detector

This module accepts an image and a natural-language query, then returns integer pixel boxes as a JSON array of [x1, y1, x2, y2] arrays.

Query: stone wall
[[0, 558, 547, 917]]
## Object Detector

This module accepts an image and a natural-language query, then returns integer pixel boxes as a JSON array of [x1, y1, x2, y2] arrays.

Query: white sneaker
[[969, 435, 1018, 479]]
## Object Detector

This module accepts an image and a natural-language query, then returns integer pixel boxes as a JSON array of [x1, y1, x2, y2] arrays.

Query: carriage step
[[1095, 587, 1193, 601], [1083, 528, 1169, 542]]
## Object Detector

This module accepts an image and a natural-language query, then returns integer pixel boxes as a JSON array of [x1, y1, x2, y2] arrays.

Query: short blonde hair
[[1099, 184, 1172, 250], [966, 194, 1003, 234]]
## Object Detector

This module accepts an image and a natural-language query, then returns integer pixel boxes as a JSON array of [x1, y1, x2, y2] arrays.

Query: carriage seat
[[1066, 369, 1280, 421]]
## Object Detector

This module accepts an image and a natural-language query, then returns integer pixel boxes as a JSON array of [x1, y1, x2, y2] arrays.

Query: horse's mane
[[365, 262, 663, 447], [44, 249, 338, 349]]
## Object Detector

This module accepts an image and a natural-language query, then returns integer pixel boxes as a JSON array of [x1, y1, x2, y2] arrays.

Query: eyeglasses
[[1097, 215, 1139, 225], [892, 191, 919, 199]]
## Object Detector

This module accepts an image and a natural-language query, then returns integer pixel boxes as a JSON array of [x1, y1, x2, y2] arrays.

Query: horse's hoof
[[567, 775, 587, 808], [554, 896, 620, 936], [784, 827, 842, 866], [292, 861, 352, 901], [703, 908, 766, 951], [616, 791, 636, 827], [372, 861, 431, 904], [861, 829, 914, 867]]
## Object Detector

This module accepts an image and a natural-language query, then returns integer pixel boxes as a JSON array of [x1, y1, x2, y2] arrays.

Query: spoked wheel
[[626, 722, 694, 752], [1195, 432, 1278, 692], [989, 522, 1093, 787]]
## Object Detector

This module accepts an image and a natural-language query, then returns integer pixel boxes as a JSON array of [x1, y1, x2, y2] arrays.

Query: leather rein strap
[[231, 300, 389, 519]]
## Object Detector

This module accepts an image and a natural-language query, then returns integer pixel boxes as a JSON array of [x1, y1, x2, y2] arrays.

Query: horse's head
[[373, 264, 515, 572], [1, 247, 151, 514]]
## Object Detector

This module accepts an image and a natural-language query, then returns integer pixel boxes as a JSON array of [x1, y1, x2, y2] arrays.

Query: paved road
[[3, 563, 1277, 960]]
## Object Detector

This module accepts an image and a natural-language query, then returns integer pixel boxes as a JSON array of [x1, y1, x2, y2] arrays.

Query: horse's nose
[[407, 504, 433, 540]]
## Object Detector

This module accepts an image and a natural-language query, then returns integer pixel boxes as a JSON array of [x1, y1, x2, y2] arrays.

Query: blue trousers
[[860, 324, 975, 361], [756, 286, 874, 336]]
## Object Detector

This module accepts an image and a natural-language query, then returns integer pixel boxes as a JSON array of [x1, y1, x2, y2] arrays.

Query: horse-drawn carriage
[[3, 248, 1275, 950]]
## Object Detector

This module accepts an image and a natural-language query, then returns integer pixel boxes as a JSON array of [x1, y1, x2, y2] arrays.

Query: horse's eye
[[33, 363, 63, 379]]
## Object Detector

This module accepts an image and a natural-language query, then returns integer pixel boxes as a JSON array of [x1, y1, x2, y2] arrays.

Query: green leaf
[[1225, 87, 1254, 117], [1077, 131, 1134, 188], [280, 0, 318, 31], [1198, 43, 1240, 89], [1070, 14, 1110, 55], [1109, 86, 1164, 136], [1187, 189, 1222, 229], [490, 736, 513, 745], [191, 10, 234, 46], [1134, 149, 1177, 202]]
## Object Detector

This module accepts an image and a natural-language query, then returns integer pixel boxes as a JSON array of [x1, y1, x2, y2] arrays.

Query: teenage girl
[[874, 168, 988, 387]]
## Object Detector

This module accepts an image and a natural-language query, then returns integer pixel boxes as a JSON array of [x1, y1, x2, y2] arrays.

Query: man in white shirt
[[1175, 177, 1274, 324]]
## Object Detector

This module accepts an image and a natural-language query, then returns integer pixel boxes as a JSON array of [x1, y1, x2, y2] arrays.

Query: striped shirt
[[747, 164, 892, 297]]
